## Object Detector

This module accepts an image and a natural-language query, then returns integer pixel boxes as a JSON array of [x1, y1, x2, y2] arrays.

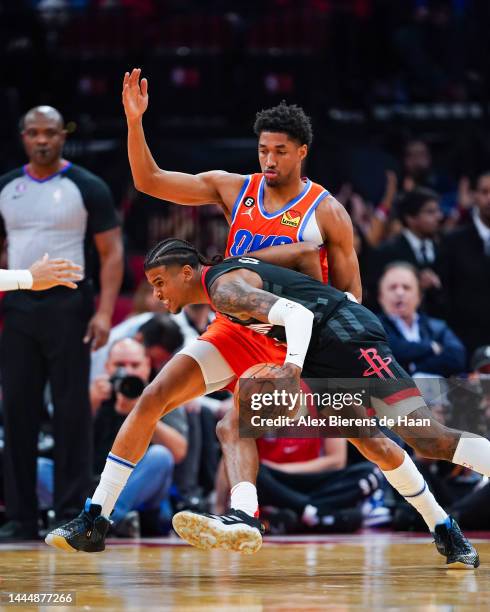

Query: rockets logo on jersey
[[229, 230, 294, 256]]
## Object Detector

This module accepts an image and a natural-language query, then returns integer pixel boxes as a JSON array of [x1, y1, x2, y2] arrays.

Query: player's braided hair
[[254, 100, 313, 147], [144, 238, 221, 271]]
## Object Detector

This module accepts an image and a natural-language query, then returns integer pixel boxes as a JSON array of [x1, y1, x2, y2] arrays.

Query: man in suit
[[377, 262, 466, 377], [371, 187, 443, 315], [438, 172, 490, 358]]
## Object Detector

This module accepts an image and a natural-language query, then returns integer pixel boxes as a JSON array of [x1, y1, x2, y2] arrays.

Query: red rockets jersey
[[225, 173, 330, 282]]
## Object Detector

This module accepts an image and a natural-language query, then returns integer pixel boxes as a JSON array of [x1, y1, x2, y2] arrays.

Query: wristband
[[0, 269, 33, 291]]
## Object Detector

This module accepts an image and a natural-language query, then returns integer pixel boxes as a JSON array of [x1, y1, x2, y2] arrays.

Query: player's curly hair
[[254, 101, 313, 147], [144, 238, 222, 271]]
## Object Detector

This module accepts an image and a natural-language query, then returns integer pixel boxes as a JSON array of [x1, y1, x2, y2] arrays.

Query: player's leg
[[376, 403, 481, 568], [170, 343, 264, 553], [392, 404, 490, 479], [46, 341, 232, 552], [346, 435, 450, 532], [110, 444, 174, 532], [324, 301, 478, 567], [215, 405, 260, 514]]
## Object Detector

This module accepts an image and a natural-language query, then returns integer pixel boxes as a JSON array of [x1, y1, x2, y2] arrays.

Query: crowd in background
[[0, 0, 490, 539]]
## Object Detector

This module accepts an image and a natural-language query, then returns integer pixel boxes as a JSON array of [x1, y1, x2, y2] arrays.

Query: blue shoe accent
[[432, 515, 452, 533], [84, 498, 93, 512], [433, 515, 479, 568]]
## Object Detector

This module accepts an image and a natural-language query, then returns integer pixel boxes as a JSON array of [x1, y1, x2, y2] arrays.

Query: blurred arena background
[[2, 0, 490, 275]]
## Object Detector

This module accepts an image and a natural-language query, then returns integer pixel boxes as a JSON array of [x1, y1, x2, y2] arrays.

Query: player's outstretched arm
[[246, 242, 323, 281], [316, 196, 362, 302], [30, 254, 83, 290], [123, 68, 243, 209], [210, 271, 313, 373], [0, 254, 82, 291]]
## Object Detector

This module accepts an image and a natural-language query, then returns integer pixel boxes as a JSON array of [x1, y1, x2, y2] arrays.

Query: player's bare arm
[[315, 195, 362, 301], [246, 242, 323, 281], [209, 270, 274, 322], [210, 270, 313, 376], [122, 68, 244, 211]]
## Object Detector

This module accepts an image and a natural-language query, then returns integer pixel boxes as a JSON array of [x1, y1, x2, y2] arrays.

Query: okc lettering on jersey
[[229, 229, 294, 256]]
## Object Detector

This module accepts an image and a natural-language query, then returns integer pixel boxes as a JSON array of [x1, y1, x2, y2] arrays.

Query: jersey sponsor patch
[[280, 209, 302, 228]]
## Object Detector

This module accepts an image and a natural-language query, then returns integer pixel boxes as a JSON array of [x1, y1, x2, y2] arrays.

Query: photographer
[[39, 337, 188, 536]]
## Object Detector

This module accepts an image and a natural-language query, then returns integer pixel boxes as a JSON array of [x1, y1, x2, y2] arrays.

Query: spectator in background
[[372, 187, 443, 314], [90, 278, 168, 382], [0, 105, 123, 540], [136, 313, 184, 374], [43, 337, 187, 537], [91, 314, 184, 411], [214, 435, 380, 534], [338, 170, 398, 309], [256, 436, 380, 533], [471, 346, 490, 377], [377, 262, 466, 377], [401, 139, 459, 215], [438, 171, 490, 357]]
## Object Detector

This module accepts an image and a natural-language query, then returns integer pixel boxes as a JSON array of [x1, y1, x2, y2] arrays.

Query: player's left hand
[[84, 311, 111, 350]]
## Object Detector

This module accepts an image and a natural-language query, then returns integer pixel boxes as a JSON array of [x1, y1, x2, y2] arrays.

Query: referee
[[0, 106, 123, 540]]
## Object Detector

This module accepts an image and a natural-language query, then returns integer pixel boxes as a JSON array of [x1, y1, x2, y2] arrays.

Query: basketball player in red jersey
[[46, 69, 464, 563]]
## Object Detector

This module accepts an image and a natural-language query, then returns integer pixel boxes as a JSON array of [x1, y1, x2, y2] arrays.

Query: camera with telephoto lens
[[110, 367, 146, 399]]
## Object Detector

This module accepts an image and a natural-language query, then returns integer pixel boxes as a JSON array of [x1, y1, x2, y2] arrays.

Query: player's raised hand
[[29, 254, 83, 290], [122, 68, 149, 122]]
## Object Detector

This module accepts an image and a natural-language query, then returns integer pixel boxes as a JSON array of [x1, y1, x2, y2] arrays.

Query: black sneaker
[[44, 499, 111, 553], [172, 508, 264, 554], [433, 516, 480, 569]]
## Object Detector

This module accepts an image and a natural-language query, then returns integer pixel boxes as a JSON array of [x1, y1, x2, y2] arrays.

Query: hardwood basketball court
[[1, 533, 489, 610]]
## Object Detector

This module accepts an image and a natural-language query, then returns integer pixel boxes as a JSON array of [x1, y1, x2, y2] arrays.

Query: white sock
[[91, 453, 136, 518], [230, 482, 258, 517], [382, 451, 448, 532], [453, 436, 490, 476]]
